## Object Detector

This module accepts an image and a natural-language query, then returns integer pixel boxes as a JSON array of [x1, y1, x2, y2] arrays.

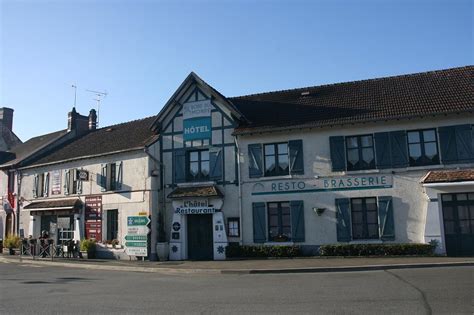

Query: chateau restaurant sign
[[251, 175, 393, 196], [174, 199, 216, 214]]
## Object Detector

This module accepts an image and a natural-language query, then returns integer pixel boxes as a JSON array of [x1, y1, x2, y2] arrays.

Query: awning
[[422, 169, 474, 184], [23, 198, 82, 211], [167, 185, 223, 199]]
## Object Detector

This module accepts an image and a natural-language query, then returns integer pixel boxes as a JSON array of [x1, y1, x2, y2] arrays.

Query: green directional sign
[[127, 216, 150, 226], [125, 235, 147, 241], [125, 241, 147, 247]]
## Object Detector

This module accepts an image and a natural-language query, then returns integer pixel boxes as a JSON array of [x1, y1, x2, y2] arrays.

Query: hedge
[[319, 243, 435, 256], [225, 245, 302, 258]]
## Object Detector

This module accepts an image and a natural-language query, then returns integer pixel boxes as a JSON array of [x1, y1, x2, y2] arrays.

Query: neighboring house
[[0, 108, 97, 240], [150, 66, 473, 259], [0, 107, 22, 152], [17, 115, 160, 259]]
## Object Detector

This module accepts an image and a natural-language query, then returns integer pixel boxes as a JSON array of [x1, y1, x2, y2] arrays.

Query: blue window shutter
[[64, 170, 70, 195], [248, 144, 263, 178], [335, 198, 351, 242], [115, 162, 123, 190], [43, 173, 49, 197], [252, 202, 266, 243], [389, 130, 409, 168], [378, 196, 395, 241], [329, 136, 346, 171], [439, 126, 458, 164], [173, 149, 186, 183], [99, 164, 107, 192], [454, 125, 474, 163], [209, 149, 223, 181], [289, 140, 304, 175], [290, 200, 305, 242], [33, 174, 38, 198], [374, 132, 391, 169]]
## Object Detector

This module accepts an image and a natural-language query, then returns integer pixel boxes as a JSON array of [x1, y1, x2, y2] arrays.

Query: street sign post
[[125, 215, 150, 257]]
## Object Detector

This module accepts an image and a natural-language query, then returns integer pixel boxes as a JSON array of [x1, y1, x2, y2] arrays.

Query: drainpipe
[[15, 170, 22, 235], [144, 146, 165, 261], [234, 136, 243, 245]]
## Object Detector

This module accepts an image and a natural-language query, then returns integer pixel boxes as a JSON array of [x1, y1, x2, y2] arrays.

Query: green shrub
[[319, 243, 435, 256], [80, 239, 97, 253], [4, 235, 21, 249], [225, 244, 302, 258]]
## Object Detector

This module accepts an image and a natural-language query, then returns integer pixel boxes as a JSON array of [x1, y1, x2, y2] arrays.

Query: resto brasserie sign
[[252, 175, 393, 196]]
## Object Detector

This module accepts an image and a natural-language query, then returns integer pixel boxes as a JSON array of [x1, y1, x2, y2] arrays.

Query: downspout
[[144, 146, 165, 261], [234, 136, 243, 245], [15, 170, 22, 235]]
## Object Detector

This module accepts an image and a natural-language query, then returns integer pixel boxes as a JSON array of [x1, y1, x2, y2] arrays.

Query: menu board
[[85, 196, 102, 240]]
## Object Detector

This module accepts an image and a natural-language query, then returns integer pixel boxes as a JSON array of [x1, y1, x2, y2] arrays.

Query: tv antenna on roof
[[85, 89, 107, 128], [71, 84, 77, 107]]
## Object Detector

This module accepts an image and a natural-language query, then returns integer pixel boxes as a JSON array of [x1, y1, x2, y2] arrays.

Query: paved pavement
[[1, 254, 473, 274], [0, 262, 472, 314]]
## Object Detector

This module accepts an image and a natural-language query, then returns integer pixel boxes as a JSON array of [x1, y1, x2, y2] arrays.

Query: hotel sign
[[252, 175, 393, 196], [183, 100, 212, 141], [174, 199, 216, 215]]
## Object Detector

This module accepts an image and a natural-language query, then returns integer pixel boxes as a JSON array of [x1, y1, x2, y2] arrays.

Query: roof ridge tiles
[[229, 65, 473, 100]]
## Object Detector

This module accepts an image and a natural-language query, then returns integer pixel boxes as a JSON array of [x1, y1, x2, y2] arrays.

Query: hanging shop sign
[[76, 169, 89, 181], [85, 196, 102, 240], [252, 175, 393, 196], [182, 100, 212, 141], [51, 170, 62, 195]]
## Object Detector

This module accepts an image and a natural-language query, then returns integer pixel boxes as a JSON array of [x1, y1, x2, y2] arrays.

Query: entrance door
[[442, 193, 474, 256], [187, 214, 213, 260]]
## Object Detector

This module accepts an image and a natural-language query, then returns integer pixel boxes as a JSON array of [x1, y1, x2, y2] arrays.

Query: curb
[[2, 256, 473, 275]]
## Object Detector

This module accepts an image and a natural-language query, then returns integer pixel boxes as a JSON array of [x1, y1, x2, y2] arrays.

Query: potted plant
[[80, 239, 97, 259], [111, 239, 120, 249], [4, 235, 21, 255]]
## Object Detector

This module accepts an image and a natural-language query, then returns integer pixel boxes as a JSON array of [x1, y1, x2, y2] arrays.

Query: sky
[[0, 0, 472, 141]]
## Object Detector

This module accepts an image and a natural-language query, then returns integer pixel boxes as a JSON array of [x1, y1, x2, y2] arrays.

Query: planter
[[156, 242, 169, 261], [80, 251, 88, 259], [9, 248, 15, 255]]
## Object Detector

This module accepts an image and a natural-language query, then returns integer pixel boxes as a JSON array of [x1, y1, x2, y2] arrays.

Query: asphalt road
[[0, 262, 472, 314]]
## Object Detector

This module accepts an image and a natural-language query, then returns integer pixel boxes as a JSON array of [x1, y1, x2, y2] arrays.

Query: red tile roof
[[422, 169, 474, 183], [230, 66, 474, 134]]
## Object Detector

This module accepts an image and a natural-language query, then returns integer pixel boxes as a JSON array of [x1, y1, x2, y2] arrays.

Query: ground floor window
[[267, 202, 291, 241], [351, 197, 379, 240], [106, 209, 118, 241], [227, 218, 240, 237]]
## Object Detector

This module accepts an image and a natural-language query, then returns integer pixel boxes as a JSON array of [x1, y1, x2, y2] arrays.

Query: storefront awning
[[23, 198, 82, 211], [422, 169, 474, 185], [167, 185, 223, 199]]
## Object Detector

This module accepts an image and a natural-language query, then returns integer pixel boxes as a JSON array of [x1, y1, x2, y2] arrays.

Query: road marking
[[20, 264, 43, 268]]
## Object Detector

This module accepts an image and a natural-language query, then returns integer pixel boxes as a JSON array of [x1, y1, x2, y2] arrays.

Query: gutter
[[422, 181, 474, 188], [18, 147, 146, 170]]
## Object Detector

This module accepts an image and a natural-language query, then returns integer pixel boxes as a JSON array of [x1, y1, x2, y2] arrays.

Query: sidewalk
[[1, 254, 473, 274]]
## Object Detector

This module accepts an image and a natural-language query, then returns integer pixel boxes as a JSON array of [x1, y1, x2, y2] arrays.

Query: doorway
[[442, 193, 474, 256], [187, 214, 213, 260]]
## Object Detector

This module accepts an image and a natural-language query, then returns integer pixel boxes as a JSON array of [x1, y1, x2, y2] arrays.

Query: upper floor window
[[188, 150, 209, 181], [407, 129, 439, 166], [100, 162, 123, 191], [264, 143, 289, 177], [65, 169, 81, 195], [33, 173, 49, 198], [346, 135, 375, 171]]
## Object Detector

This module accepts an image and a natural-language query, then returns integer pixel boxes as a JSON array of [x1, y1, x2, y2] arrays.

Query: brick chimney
[[0, 107, 14, 131], [67, 107, 90, 134], [88, 109, 97, 130]]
